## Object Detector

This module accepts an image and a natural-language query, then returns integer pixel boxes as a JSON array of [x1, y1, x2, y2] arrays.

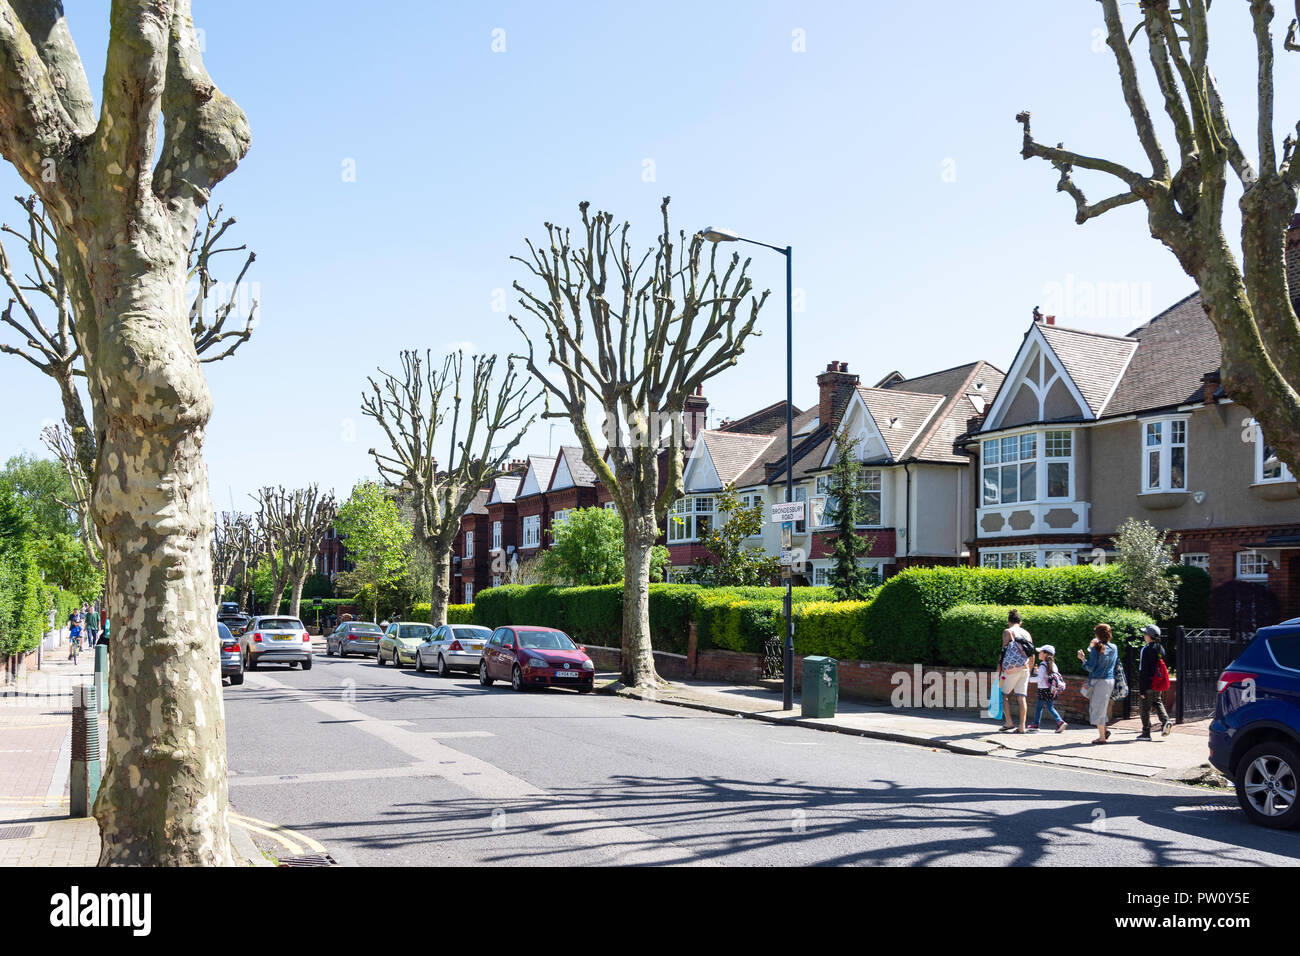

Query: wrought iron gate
[[1174, 627, 1250, 723]]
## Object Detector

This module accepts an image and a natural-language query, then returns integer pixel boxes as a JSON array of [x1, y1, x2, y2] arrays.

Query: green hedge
[[792, 600, 874, 659], [409, 603, 475, 624], [935, 603, 1154, 676], [864, 566, 1128, 664], [0, 549, 44, 656]]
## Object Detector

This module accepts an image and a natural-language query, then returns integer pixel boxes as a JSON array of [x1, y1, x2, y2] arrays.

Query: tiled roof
[[515, 455, 555, 499], [554, 445, 598, 488], [1103, 292, 1222, 417], [490, 475, 522, 505], [696, 430, 777, 487], [903, 361, 1007, 463], [1036, 323, 1138, 415], [856, 386, 946, 460], [465, 488, 490, 516], [718, 400, 802, 435]]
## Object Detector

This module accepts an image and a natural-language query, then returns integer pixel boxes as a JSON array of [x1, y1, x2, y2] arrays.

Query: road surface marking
[[229, 765, 446, 787], [229, 810, 327, 855]]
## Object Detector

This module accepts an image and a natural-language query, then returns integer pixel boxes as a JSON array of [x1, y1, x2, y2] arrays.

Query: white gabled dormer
[[517, 456, 555, 498], [550, 453, 574, 491], [983, 323, 1098, 431], [682, 434, 722, 492], [821, 390, 891, 466]]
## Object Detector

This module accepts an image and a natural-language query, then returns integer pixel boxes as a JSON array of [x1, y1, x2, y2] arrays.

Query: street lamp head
[[701, 226, 739, 243]]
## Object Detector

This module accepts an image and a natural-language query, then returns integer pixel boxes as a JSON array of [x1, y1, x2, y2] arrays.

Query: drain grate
[[0, 825, 34, 840], [1173, 801, 1240, 813], [278, 853, 338, 867]]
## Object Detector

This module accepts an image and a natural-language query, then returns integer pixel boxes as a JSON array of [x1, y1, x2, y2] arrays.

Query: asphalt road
[[222, 649, 1300, 867]]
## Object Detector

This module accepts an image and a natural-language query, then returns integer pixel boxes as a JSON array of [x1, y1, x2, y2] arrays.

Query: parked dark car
[[478, 626, 594, 693], [219, 611, 250, 636], [1209, 620, 1300, 829], [219, 621, 244, 686]]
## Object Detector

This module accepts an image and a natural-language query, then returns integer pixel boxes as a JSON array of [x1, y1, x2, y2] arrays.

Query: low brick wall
[[585, 645, 690, 681]]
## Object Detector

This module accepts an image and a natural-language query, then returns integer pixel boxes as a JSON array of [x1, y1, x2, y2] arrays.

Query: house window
[[552, 509, 570, 526], [1142, 418, 1187, 492], [813, 565, 830, 586], [604, 501, 618, 512], [1045, 430, 1072, 499], [521, 514, 541, 548], [492, 521, 502, 551], [1044, 549, 1075, 568], [982, 433, 1037, 505], [812, 560, 881, 586], [980, 549, 1038, 569], [1253, 422, 1295, 483], [668, 496, 715, 543], [465, 530, 474, 559], [816, 469, 883, 527], [464, 583, 474, 603], [1237, 551, 1271, 580], [1181, 552, 1209, 571]]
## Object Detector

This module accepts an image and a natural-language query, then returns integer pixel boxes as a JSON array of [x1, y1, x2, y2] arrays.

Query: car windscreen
[[400, 624, 435, 640], [517, 630, 576, 650], [259, 618, 302, 631], [453, 627, 490, 639]]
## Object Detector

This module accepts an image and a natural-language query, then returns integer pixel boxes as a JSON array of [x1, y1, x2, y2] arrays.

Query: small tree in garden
[[1113, 517, 1179, 621], [684, 485, 777, 586], [538, 507, 669, 585], [334, 481, 411, 622], [824, 432, 877, 600]]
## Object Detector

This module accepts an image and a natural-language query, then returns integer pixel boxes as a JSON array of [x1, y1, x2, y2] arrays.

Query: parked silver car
[[241, 615, 313, 670], [326, 620, 384, 658], [219, 621, 244, 686], [415, 624, 493, 676]]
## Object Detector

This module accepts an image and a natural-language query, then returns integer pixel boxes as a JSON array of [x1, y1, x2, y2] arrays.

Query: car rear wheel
[[326, 643, 335, 658], [511, 665, 524, 692], [1235, 741, 1300, 829], [302, 658, 313, 671], [245, 652, 257, 671], [479, 661, 493, 687], [437, 655, 450, 678], [228, 673, 244, 686]]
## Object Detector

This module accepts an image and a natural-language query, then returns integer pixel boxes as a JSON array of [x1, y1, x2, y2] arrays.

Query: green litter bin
[[801, 656, 838, 718]]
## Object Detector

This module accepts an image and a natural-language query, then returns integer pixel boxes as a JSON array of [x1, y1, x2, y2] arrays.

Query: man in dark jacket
[[1137, 624, 1174, 740]]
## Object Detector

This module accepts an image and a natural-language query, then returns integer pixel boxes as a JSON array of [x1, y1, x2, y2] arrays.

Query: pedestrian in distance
[[1137, 624, 1174, 740], [97, 615, 110, 647], [1027, 644, 1068, 734], [998, 609, 1035, 734], [85, 605, 100, 645], [1078, 623, 1118, 744]]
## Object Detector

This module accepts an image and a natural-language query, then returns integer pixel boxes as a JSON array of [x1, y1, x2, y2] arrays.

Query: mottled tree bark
[[429, 550, 451, 625], [0, 0, 250, 864]]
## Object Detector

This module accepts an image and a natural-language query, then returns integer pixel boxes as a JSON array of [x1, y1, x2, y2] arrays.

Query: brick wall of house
[[514, 493, 549, 558], [809, 529, 896, 560]]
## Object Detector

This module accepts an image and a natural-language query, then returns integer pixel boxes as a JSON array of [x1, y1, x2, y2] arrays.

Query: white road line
[[244, 672, 704, 866], [229, 765, 446, 787]]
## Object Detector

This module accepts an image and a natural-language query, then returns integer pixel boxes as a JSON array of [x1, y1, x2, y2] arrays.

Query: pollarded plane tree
[[211, 511, 253, 608], [510, 198, 769, 689], [253, 485, 336, 620], [0, 1, 251, 864], [0, 197, 258, 566], [363, 349, 537, 625], [1018, 0, 1300, 474]]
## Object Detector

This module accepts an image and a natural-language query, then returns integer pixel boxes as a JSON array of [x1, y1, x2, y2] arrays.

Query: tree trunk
[[83, 228, 233, 865], [620, 513, 661, 687], [428, 545, 450, 625], [267, 561, 287, 616], [288, 574, 305, 621]]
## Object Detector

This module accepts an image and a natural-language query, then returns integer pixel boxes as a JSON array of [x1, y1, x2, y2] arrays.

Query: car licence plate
[[469, 644, 482, 651], [272, 635, 293, 641], [553, 670, 579, 678]]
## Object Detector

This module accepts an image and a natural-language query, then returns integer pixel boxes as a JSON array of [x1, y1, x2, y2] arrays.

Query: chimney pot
[[1045, 315, 1055, 326]]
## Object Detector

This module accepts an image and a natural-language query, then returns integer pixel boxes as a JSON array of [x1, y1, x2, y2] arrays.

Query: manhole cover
[[278, 853, 338, 867], [0, 825, 35, 840]]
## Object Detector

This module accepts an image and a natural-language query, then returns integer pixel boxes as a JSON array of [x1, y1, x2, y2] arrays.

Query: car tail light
[[449, 640, 462, 652], [222, 642, 239, 652], [253, 632, 262, 642], [303, 632, 311, 642], [1217, 671, 1257, 693]]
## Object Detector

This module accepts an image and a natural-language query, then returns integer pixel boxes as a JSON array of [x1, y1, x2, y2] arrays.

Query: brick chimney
[[1032, 307, 1056, 326], [817, 361, 859, 428], [684, 385, 708, 441]]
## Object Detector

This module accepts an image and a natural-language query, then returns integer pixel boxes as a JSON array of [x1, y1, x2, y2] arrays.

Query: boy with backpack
[[1138, 624, 1174, 740], [1027, 644, 1068, 733]]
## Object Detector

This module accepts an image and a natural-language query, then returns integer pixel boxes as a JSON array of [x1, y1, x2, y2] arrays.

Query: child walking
[[1028, 644, 1067, 733]]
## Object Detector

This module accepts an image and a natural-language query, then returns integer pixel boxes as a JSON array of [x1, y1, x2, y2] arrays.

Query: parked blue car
[[1209, 619, 1300, 829]]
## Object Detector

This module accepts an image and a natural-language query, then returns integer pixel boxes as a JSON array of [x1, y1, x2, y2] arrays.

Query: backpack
[[1046, 667, 1067, 700], [1015, 635, 1036, 660], [1152, 656, 1171, 692]]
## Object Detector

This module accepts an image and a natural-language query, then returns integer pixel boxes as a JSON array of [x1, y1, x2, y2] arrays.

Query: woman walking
[[1078, 623, 1118, 744]]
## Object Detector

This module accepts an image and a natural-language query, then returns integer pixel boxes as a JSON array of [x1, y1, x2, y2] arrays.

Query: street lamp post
[[702, 226, 795, 711]]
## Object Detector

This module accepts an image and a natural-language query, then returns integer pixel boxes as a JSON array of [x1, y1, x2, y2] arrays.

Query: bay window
[[521, 514, 541, 548], [981, 429, 1074, 505], [1142, 417, 1187, 492], [1253, 421, 1295, 483], [668, 496, 714, 543], [492, 521, 502, 551], [815, 469, 883, 526]]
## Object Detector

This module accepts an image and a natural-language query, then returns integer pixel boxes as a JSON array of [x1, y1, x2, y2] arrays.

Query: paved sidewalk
[[602, 675, 1224, 785], [0, 638, 269, 866]]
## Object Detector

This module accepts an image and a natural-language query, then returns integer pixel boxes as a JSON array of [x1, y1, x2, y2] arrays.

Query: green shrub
[[791, 600, 873, 659], [935, 603, 1154, 676], [1164, 564, 1210, 629], [0, 550, 44, 656], [865, 565, 1127, 664], [410, 603, 475, 624]]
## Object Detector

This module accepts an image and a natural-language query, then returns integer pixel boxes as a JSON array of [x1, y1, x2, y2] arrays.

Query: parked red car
[[479, 626, 595, 693]]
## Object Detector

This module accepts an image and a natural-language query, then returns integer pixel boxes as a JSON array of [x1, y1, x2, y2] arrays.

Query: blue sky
[[0, 1, 1290, 510]]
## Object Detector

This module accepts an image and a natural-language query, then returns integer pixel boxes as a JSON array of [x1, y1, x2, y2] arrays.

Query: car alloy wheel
[[393, 650, 404, 669], [376, 648, 385, 666], [438, 655, 450, 678], [511, 665, 523, 692], [1237, 742, 1300, 828], [415, 650, 426, 672], [479, 661, 492, 687]]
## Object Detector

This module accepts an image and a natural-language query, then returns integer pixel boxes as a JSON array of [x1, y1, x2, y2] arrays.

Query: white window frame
[[521, 514, 541, 548], [1252, 421, 1296, 484], [552, 509, 571, 526], [492, 521, 502, 551], [464, 530, 474, 559], [464, 583, 474, 603], [1043, 429, 1073, 501], [603, 501, 618, 512], [1140, 416, 1189, 493], [811, 558, 882, 587], [1181, 552, 1209, 571], [668, 496, 715, 543], [815, 469, 884, 528], [1237, 551, 1272, 581], [980, 547, 1078, 569]]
